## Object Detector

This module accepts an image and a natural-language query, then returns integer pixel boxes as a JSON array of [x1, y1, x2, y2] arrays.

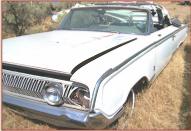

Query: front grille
[[2, 70, 70, 100]]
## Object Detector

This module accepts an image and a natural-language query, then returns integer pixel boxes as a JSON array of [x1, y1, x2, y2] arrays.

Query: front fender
[[70, 35, 156, 118], [94, 47, 156, 118]]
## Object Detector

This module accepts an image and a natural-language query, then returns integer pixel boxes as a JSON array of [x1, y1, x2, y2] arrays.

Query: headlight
[[68, 86, 90, 109], [43, 82, 63, 106]]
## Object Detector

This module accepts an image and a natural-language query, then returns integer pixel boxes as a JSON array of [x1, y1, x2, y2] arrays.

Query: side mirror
[[52, 14, 59, 22], [171, 18, 182, 27], [151, 9, 156, 16]]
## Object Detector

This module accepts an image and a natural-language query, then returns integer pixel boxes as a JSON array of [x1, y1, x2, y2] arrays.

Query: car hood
[[3, 30, 136, 74]]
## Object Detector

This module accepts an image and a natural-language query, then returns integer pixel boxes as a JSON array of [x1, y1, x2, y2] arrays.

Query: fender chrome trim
[[3, 92, 123, 129]]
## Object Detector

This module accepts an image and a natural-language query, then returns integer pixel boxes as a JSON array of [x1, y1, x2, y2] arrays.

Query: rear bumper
[[3, 92, 122, 129]]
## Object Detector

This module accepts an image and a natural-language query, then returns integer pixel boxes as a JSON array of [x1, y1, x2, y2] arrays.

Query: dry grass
[[2, 106, 52, 129], [115, 2, 191, 129], [2, 2, 191, 129], [116, 36, 191, 129]]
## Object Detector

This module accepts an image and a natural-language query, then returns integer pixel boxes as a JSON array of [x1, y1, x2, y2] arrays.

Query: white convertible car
[[2, 2, 188, 129]]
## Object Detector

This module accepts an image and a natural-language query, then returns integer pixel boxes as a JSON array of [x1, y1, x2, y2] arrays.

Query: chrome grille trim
[[4, 90, 44, 102], [2, 69, 88, 110], [2, 69, 72, 100]]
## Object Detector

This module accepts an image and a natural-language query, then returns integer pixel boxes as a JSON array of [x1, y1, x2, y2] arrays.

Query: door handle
[[172, 35, 176, 40], [158, 34, 162, 37]]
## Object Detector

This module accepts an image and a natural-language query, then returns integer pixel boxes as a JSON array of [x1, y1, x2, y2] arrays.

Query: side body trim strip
[[90, 25, 188, 112]]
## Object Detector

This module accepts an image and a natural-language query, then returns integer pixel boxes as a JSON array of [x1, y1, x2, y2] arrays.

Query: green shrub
[[2, 2, 52, 36]]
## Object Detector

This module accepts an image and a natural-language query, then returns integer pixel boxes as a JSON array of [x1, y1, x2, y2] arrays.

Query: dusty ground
[[2, 1, 191, 129]]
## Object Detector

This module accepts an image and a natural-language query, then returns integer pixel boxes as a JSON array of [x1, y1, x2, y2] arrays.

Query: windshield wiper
[[57, 27, 120, 34], [79, 28, 120, 34]]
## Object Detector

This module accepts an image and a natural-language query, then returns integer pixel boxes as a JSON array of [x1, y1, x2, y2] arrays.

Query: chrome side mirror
[[52, 14, 59, 22], [171, 18, 181, 27]]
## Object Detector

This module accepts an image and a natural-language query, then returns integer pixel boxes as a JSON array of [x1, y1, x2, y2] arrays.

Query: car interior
[[151, 7, 171, 32]]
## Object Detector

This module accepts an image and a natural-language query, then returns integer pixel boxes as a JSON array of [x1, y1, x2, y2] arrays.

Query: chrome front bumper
[[3, 92, 122, 129]]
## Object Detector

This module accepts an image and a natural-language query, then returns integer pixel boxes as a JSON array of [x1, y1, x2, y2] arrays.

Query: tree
[[2, 2, 52, 36]]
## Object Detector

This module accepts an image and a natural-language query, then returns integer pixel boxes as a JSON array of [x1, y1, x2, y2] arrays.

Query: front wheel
[[108, 89, 135, 129], [123, 89, 135, 117]]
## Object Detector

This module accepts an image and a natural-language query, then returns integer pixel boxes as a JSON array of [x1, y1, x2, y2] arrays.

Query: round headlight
[[43, 82, 63, 106]]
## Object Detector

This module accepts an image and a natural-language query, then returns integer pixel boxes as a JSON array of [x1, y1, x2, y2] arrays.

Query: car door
[[150, 26, 178, 75], [171, 25, 188, 51]]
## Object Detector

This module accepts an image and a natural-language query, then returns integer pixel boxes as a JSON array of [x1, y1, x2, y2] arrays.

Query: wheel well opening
[[125, 76, 149, 103], [132, 76, 149, 94]]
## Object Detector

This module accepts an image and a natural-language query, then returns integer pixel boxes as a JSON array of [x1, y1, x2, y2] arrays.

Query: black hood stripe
[[2, 63, 72, 80], [71, 38, 137, 74], [3, 38, 137, 80]]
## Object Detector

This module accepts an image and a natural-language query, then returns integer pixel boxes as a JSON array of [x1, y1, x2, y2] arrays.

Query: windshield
[[59, 8, 148, 34]]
